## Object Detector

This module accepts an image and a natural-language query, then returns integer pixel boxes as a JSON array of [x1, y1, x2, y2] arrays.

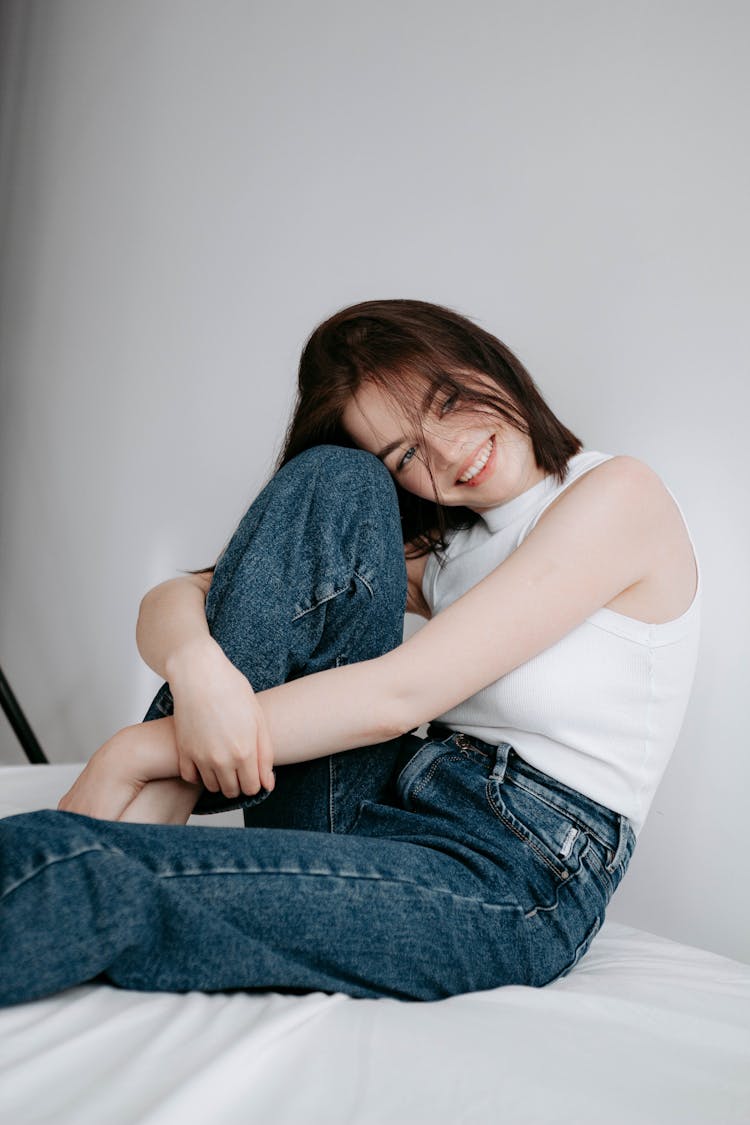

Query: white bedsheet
[[2, 765, 749, 1124]]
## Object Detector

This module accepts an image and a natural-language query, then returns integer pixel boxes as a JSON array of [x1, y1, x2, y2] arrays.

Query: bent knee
[[281, 444, 399, 512], [285, 443, 389, 482]]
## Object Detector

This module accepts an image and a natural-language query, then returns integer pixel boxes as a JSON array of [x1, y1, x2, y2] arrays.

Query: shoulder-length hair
[[273, 298, 582, 560]]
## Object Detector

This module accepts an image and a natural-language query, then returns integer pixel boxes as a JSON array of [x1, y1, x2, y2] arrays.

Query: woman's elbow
[[135, 595, 152, 659], [134, 579, 172, 655]]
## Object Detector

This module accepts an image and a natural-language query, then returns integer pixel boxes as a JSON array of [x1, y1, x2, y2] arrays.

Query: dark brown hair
[[272, 298, 582, 560]]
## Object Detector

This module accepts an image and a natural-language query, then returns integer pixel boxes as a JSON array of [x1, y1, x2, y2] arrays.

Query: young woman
[[0, 299, 700, 1006]]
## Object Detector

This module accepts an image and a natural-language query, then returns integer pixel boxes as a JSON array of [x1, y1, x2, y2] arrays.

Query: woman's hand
[[58, 718, 200, 822], [166, 638, 276, 800], [58, 725, 152, 820]]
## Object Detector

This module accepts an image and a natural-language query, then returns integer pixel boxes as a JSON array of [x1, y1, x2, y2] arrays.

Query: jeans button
[[454, 734, 472, 749]]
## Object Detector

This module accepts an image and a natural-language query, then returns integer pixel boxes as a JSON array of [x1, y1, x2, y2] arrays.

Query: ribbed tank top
[[422, 451, 701, 836]]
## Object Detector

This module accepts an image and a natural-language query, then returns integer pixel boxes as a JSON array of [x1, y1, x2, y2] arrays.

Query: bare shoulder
[[589, 454, 666, 495], [539, 455, 673, 529], [571, 454, 665, 500], [541, 455, 697, 623]]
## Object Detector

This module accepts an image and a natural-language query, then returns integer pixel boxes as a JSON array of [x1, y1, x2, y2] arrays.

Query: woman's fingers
[[169, 657, 275, 802], [235, 716, 274, 796], [237, 754, 261, 797], [175, 708, 274, 799], [198, 765, 221, 794], [179, 757, 201, 786], [215, 765, 241, 800]]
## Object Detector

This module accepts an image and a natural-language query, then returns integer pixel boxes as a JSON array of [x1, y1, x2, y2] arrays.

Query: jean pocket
[[487, 773, 587, 883]]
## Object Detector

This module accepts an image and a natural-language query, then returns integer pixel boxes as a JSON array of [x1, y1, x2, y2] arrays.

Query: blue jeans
[[0, 446, 635, 1006]]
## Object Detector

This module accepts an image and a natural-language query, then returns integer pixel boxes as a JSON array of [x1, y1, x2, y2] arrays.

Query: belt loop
[[605, 814, 632, 874], [491, 742, 511, 784]]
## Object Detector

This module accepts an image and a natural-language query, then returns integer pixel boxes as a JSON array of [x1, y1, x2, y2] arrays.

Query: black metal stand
[[0, 664, 49, 764]]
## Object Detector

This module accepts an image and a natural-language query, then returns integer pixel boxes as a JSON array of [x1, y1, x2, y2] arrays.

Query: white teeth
[[458, 437, 493, 483]]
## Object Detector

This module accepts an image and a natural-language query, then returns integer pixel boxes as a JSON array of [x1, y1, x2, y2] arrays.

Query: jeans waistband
[[426, 722, 634, 871]]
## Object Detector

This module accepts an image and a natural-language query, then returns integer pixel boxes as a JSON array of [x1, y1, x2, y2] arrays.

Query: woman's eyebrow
[[375, 386, 437, 461], [376, 438, 406, 462]]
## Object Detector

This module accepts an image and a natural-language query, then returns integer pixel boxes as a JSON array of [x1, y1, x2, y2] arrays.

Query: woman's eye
[[395, 393, 458, 472], [397, 446, 417, 472]]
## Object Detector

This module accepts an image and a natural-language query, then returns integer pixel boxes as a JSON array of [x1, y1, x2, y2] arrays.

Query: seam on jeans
[[392, 749, 427, 796], [409, 752, 463, 802], [585, 848, 614, 898], [353, 569, 375, 598], [505, 774, 614, 855], [291, 581, 353, 621], [155, 866, 522, 914], [0, 844, 125, 899], [486, 778, 573, 883], [522, 839, 592, 920], [328, 755, 336, 834], [546, 910, 603, 984], [290, 570, 376, 623]]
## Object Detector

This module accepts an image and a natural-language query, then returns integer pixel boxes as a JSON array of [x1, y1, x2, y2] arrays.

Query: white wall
[[1, 0, 747, 962]]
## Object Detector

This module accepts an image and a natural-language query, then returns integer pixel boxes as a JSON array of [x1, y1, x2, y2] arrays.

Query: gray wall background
[[1, 0, 748, 962]]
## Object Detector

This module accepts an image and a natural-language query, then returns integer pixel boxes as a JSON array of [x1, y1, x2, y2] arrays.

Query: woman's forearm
[[256, 656, 405, 764], [136, 575, 406, 775], [136, 574, 218, 681], [131, 661, 403, 776], [58, 717, 186, 821], [120, 776, 201, 824]]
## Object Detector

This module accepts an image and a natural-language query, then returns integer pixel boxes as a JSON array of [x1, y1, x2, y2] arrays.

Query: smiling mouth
[[456, 435, 496, 486]]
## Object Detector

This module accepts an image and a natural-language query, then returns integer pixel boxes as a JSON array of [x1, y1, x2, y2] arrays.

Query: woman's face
[[340, 377, 546, 513]]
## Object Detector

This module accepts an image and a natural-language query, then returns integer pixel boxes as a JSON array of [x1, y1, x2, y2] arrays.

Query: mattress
[[1, 764, 749, 1124]]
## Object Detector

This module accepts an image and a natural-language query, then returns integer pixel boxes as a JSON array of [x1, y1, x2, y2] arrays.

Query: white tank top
[[422, 451, 701, 836]]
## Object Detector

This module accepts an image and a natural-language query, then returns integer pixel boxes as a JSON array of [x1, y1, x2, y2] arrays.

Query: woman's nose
[[427, 430, 471, 472]]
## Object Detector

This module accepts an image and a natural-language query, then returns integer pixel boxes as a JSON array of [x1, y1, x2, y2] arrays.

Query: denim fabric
[[144, 444, 410, 828], [0, 446, 636, 1007]]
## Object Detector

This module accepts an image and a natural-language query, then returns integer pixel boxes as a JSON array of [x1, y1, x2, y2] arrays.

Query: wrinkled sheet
[[2, 765, 749, 1124]]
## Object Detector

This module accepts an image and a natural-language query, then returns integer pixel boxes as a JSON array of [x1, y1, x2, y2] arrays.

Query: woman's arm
[[134, 545, 431, 796], [63, 458, 686, 821], [58, 717, 189, 821], [136, 573, 275, 797], [136, 571, 214, 680], [144, 460, 676, 763], [378, 456, 697, 732], [253, 457, 689, 748]]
